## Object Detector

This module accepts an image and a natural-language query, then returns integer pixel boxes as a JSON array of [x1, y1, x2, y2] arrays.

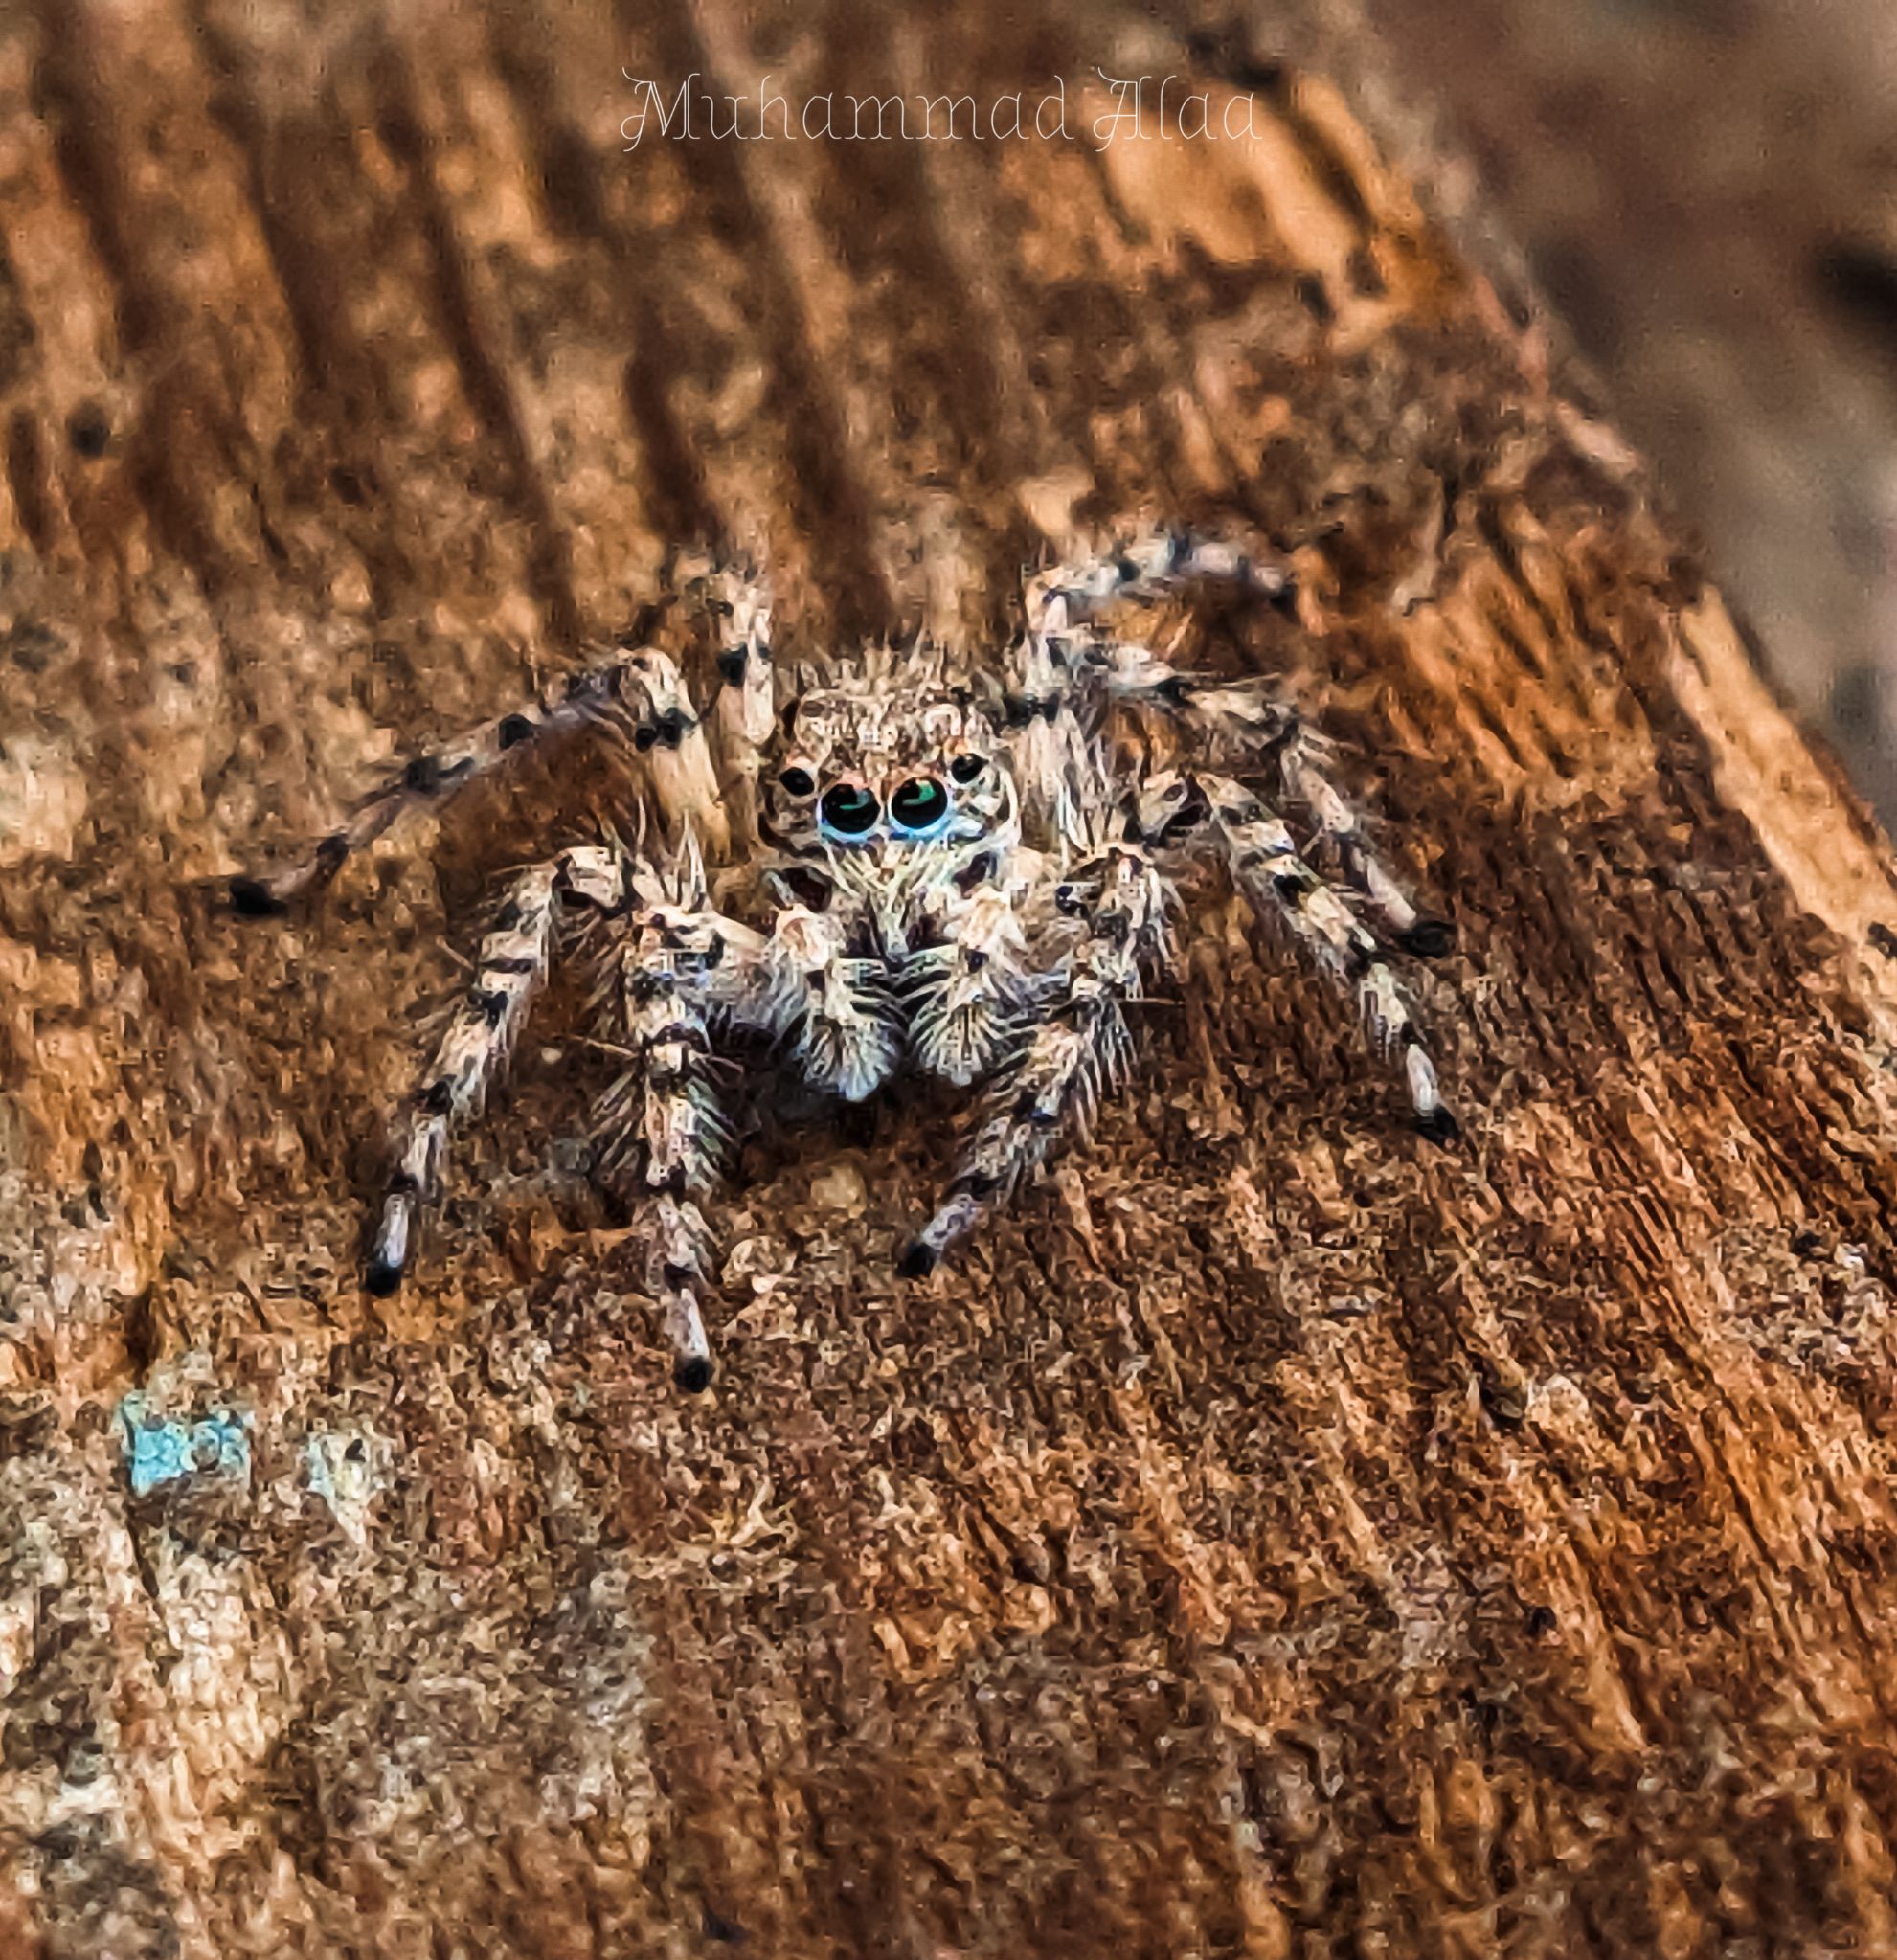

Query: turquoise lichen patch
[[118, 1392, 251, 1498]]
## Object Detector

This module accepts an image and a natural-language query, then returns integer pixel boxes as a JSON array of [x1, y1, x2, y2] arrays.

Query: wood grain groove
[[368, 23, 586, 651]]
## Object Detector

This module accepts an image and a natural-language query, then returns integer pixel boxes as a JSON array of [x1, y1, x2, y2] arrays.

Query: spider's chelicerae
[[235, 530, 1458, 1389]]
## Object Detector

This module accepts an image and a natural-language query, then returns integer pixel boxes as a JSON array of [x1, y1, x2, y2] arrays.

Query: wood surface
[[6, 1, 1897, 1954]]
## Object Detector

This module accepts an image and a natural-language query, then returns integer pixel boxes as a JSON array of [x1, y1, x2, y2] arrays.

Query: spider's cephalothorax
[[234, 530, 1459, 1390]]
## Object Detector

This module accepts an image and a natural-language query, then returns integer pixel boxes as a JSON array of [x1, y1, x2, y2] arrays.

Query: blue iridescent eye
[[889, 777, 950, 834], [819, 783, 879, 836]]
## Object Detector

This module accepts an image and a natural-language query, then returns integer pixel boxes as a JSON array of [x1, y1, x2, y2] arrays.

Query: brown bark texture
[[6, 1, 1897, 1955]]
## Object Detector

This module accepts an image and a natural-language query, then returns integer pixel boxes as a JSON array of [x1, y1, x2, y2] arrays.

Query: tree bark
[[6, 2, 1897, 1955]]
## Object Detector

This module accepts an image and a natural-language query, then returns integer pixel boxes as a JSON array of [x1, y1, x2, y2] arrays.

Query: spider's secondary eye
[[778, 765, 816, 798], [889, 777, 950, 833], [819, 782, 880, 836], [949, 754, 986, 785]]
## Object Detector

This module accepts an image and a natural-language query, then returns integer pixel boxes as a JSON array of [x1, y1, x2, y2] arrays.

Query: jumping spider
[[235, 530, 1458, 1389]]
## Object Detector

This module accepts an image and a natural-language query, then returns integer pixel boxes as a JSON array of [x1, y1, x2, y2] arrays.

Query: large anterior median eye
[[819, 782, 880, 836], [889, 777, 951, 834]]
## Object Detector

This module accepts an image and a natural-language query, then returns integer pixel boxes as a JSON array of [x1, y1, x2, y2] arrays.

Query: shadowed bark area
[[7, 2, 1897, 1955]]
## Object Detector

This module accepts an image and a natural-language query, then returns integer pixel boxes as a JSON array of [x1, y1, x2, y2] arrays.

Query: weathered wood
[[6, 2, 1897, 1954]]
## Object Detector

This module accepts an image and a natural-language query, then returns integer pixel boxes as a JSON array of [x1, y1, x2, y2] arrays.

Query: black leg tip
[[363, 1257, 405, 1297], [1397, 918, 1456, 959], [674, 1354, 713, 1394], [896, 1238, 938, 1280], [228, 877, 289, 919], [1414, 1106, 1462, 1147]]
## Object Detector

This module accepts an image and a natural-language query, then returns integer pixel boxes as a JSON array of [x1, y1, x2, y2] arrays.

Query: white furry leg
[[588, 843, 775, 1386], [367, 845, 624, 1295], [762, 905, 902, 1103], [901, 839, 1169, 1275], [616, 648, 732, 856], [231, 642, 730, 912], [677, 549, 776, 854], [640, 1193, 717, 1393], [1023, 528, 1291, 636], [1193, 772, 1457, 1142], [1279, 744, 1453, 958]]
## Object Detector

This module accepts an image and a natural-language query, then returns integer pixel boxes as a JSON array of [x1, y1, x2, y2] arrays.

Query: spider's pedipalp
[[903, 872, 1044, 1086], [903, 837, 1170, 1272], [366, 844, 624, 1295], [762, 905, 904, 1102]]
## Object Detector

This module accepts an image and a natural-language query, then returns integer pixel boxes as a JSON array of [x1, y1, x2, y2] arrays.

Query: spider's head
[[762, 665, 1012, 867]]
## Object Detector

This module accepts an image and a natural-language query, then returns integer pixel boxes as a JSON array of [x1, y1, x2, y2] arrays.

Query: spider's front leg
[[232, 636, 737, 914], [590, 855, 773, 1389], [367, 843, 624, 1294], [898, 838, 1171, 1276]]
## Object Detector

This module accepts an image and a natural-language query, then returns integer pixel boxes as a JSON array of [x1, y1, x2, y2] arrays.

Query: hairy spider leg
[[999, 592, 1296, 843], [1023, 526, 1293, 640], [1185, 771, 1456, 1141], [681, 552, 777, 852], [641, 1195, 722, 1394], [1277, 745, 1454, 957], [590, 843, 773, 1388], [230, 643, 732, 913], [1014, 541, 1457, 959], [367, 844, 625, 1295]]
